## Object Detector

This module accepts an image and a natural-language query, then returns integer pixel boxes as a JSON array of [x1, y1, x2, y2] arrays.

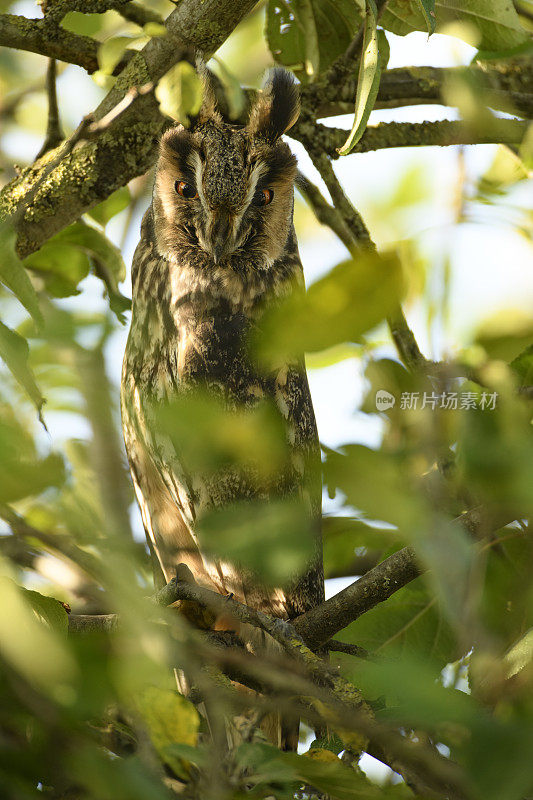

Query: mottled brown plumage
[[121, 70, 324, 706]]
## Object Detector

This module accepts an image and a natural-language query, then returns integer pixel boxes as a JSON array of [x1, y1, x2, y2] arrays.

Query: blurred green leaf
[[475, 145, 529, 200], [20, 586, 68, 636], [474, 310, 533, 362], [343, 577, 460, 667], [212, 58, 246, 119], [137, 687, 200, 780], [156, 61, 203, 125], [199, 498, 315, 586], [324, 444, 426, 530], [0, 321, 44, 416], [257, 250, 404, 361], [61, 10, 109, 37], [338, 0, 381, 155], [510, 342, 533, 386], [156, 390, 289, 477], [0, 223, 43, 327], [87, 186, 131, 227], [457, 391, 533, 517], [98, 35, 136, 75], [0, 575, 75, 694], [266, 0, 364, 77], [382, 0, 528, 50]]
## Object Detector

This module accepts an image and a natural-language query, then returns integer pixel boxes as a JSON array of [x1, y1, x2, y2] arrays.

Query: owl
[[121, 68, 324, 741]]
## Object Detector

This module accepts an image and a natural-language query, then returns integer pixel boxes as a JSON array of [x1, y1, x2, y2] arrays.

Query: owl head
[[153, 68, 299, 270]]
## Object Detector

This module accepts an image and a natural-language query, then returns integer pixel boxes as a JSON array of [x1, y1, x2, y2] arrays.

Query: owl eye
[[175, 180, 198, 200], [253, 188, 274, 207]]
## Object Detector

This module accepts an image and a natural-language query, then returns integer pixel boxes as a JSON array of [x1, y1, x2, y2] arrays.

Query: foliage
[[0, 0, 532, 799]]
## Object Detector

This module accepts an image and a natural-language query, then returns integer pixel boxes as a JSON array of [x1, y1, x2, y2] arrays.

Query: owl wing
[[121, 217, 217, 592]]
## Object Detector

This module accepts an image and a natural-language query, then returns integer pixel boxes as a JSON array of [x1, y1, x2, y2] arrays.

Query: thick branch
[[293, 546, 422, 649], [43, 0, 163, 26], [0, 14, 130, 73], [308, 65, 533, 119], [291, 117, 529, 159], [0, 0, 259, 257]]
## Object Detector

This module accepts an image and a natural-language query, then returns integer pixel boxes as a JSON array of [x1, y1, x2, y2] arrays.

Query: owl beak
[[208, 209, 234, 264]]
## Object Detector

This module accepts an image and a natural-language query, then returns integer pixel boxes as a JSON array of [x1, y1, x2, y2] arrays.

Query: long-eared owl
[[121, 68, 324, 649]]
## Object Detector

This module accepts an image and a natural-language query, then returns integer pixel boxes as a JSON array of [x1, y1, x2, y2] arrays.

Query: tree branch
[[291, 117, 529, 159], [0, 13, 131, 73], [293, 546, 422, 649], [306, 64, 533, 119], [42, 0, 164, 27], [35, 58, 64, 160]]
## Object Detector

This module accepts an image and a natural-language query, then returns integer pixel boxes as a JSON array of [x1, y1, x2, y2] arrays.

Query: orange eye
[[175, 180, 198, 200], [253, 188, 274, 207]]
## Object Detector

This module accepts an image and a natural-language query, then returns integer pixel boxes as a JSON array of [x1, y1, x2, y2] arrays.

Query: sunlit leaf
[[98, 35, 136, 75], [25, 241, 91, 297], [0, 222, 43, 326], [338, 0, 381, 155], [474, 310, 533, 362], [212, 58, 246, 119], [381, 0, 528, 51], [0, 575, 75, 694], [137, 687, 200, 780], [505, 628, 533, 678], [156, 61, 203, 126], [20, 586, 69, 636]]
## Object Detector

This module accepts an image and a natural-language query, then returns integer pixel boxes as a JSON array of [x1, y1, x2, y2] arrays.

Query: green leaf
[[25, 222, 128, 310], [381, 0, 528, 51], [505, 628, 533, 678], [256, 250, 404, 361], [198, 498, 315, 586], [87, 186, 131, 227], [0, 577, 74, 694], [156, 61, 203, 126], [143, 22, 167, 37], [298, 0, 320, 77], [0, 320, 44, 415], [0, 223, 43, 327], [20, 587, 69, 636], [137, 687, 200, 780], [415, 0, 436, 34], [25, 241, 91, 297], [344, 578, 460, 667], [324, 444, 427, 530], [98, 35, 136, 75], [266, 0, 364, 77], [212, 58, 246, 120], [53, 221, 126, 285], [338, 0, 381, 155]]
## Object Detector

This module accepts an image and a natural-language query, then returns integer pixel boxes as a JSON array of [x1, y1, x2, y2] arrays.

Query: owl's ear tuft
[[194, 59, 222, 126], [247, 68, 300, 144]]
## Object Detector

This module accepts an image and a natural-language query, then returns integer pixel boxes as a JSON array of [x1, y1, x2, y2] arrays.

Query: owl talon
[[225, 592, 234, 601]]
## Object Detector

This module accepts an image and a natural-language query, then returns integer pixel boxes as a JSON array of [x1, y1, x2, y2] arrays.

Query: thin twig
[[36, 59, 64, 160]]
